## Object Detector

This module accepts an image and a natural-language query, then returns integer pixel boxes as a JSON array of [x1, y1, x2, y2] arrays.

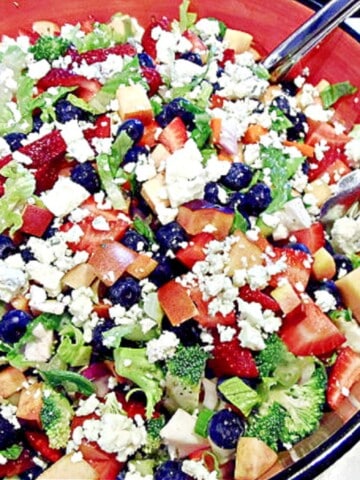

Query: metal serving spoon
[[262, 0, 360, 81]]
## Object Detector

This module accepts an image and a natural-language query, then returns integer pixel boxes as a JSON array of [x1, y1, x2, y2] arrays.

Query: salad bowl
[[0, 0, 360, 479]]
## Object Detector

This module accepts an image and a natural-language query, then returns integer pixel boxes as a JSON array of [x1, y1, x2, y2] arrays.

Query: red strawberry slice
[[37, 68, 101, 101], [141, 17, 171, 59], [158, 117, 188, 153], [190, 286, 237, 328], [269, 247, 311, 291], [209, 333, 259, 378], [239, 285, 280, 312], [279, 297, 346, 356], [182, 30, 208, 58], [25, 430, 62, 463], [0, 449, 34, 478], [176, 232, 215, 269], [327, 347, 360, 410], [219, 48, 236, 68], [290, 222, 326, 254], [84, 115, 111, 142], [72, 43, 137, 65], [141, 66, 162, 96]]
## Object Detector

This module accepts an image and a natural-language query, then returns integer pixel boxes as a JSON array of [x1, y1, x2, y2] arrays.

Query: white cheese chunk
[[41, 177, 90, 217]]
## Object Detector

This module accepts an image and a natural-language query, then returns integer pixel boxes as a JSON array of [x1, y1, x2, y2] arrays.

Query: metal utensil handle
[[262, 0, 360, 81]]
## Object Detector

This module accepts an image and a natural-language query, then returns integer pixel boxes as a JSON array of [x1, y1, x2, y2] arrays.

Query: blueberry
[[154, 460, 191, 480], [149, 253, 180, 286], [55, 98, 88, 123], [42, 225, 58, 239], [0, 415, 18, 449], [307, 280, 342, 306], [32, 114, 43, 133], [287, 111, 307, 141], [324, 240, 335, 256], [163, 319, 202, 347], [285, 242, 311, 254], [115, 471, 127, 480], [123, 146, 148, 165], [20, 247, 35, 262], [0, 234, 17, 259], [280, 80, 298, 96], [138, 52, 155, 68], [334, 254, 353, 278], [91, 319, 114, 356], [155, 221, 188, 252], [166, 97, 194, 127], [108, 277, 141, 309], [271, 95, 291, 115], [204, 182, 222, 204], [70, 161, 100, 194], [302, 160, 310, 175], [212, 81, 221, 92], [4, 132, 27, 151], [227, 192, 249, 214], [180, 51, 202, 65], [0, 309, 33, 344], [155, 109, 170, 128], [117, 119, 144, 143], [220, 163, 253, 191], [121, 229, 149, 252], [20, 466, 45, 480], [245, 183, 272, 215], [208, 409, 245, 449]]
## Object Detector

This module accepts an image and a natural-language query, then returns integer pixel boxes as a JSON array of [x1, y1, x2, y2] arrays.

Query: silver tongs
[[262, 0, 360, 81]]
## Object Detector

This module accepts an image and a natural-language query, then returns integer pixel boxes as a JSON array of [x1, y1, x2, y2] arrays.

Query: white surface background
[[315, 16, 360, 480]]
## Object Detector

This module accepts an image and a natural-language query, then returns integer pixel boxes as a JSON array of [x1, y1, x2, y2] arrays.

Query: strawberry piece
[[25, 430, 62, 463], [37, 68, 101, 101], [141, 17, 171, 59], [209, 333, 259, 378], [138, 119, 159, 148], [84, 115, 111, 142], [290, 222, 326, 254], [79, 442, 124, 480], [219, 48, 236, 68], [72, 43, 137, 65], [0, 449, 34, 478], [238, 285, 280, 313], [158, 117, 187, 153], [21, 204, 54, 237], [182, 30, 208, 58], [175, 232, 215, 269], [327, 347, 360, 410], [141, 66, 162, 96], [190, 287, 237, 328], [280, 297, 346, 356], [269, 247, 311, 291]]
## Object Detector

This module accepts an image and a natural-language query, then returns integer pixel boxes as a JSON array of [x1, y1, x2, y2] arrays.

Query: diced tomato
[[269, 247, 311, 290], [238, 285, 280, 312], [280, 297, 346, 356], [209, 333, 259, 378], [79, 442, 124, 480], [175, 232, 215, 269], [0, 449, 34, 478], [25, 430, 62, 463], [190, 287, 237, 328], [20, 204, 54, 237], [327, 347, 360, 410], [290, 222, 326, 254]]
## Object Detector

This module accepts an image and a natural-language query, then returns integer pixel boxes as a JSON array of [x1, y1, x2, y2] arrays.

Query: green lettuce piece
[[133, 216, 156, 244], [57, 325, 92, 367], [179, 0, 197, 32], [0, 161, 36, 235], [40, 369, 96, 396], [320, 81, 357, 109], [231, 209, 249, 233], [0, 445, 23, 460]]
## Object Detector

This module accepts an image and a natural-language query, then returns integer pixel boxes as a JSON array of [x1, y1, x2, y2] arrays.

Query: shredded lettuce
[[0, 445, 23, 460], [320, 81, 357, 109], [231, 209, 249, 233], [40, 369, 96, 396], [178, 0, 197, 32], [0, 161, 36, 235], [133, 216, 156, 244], [57, 324, 92, 367]]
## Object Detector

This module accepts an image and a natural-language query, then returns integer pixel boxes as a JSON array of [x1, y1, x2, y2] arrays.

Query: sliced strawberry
[[210, 94, 226, 109], [21, 204, 54, 237], [269, 247, 311, 291], [190, 287, 237, 328], [280, 297, 346, 356], [175, 232, 215, 269], [238, 285, 280, 313], [141, 66, 162, 96], [84, 115, 111, 142], [141, 17, 171, 59], [158, 117, 188, 153], [209, 333, 259, 378], [327, 347, 360, 410], [219, 48, 236, 68], [138, 119, 160, 148], [25, 430, 62, 463], [79, 442, 124, 480], [72, 43, 137, 65], [37, 68, 101, 101], [290, 222, 326, 254], [0, 449, 34, 478]]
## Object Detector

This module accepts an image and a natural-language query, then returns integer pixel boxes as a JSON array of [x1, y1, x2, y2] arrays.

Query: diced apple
[[312, 247, 336, 280], [227, 231, 264, 275], [16, 382, 43, 425], [304, 179, 332, 207], [61, 263, 97, 289], [336, 267, 360, 323], [158, 280, 199, 326], [234, 437, 278, 480], [150, 144, 171, 169], [126, 253, 158, 279], [141, 173, 170, 212], [116, 84, 154, 124], [176, 205, 234, 240], [270, 283, 301, 314], [37, 454, 99, 480], [223, 28, 253, 53], [88, 241, 138, 287], [0, 366, 26, 399], [32, 20, 60, 36]]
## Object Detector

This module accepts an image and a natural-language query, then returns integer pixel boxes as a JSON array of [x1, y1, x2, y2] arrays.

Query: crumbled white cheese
[[0, 261, 28, 302], [182, 459, 219, 480], [314, 290, 337, 312], [41, 177, 90, 217], [146, 331, 180, 363], [331, 216, 360, 254], [24, 323, 54, 362]]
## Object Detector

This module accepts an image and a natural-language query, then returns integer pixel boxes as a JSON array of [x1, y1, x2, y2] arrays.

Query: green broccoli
[[40, 386, 74, 449], [165, 344, 208, 413], [114, 347, 164, 418], [246, 364, 327, 450], [143, 415, 166, 455], [256, 334, 294, 378], [30, 36, 70, 62]]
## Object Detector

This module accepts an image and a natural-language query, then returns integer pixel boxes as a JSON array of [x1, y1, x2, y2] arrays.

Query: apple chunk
[[270, 283, 301, 315], [158, 279, 198, 325], [16, 382, 43, 425], [0, 366, 26, 399], [234, 437, 278, 480], [312, 247, 336, 280], [38, 454, 99, 480], [116, 84, 154, 124], [336, 267, 360, 322], [223, 28, 253, 53]]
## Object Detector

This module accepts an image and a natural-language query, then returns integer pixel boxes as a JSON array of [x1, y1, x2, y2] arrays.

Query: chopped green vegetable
[[133, 216, 156, 244], [320, 81, 357, 109], [0, 444, 23, 460], [57, 324, 92, 367], [40, 369, 96, 396], [179, 0, 197, 32], [30, 35, 70, 61], [194, 408, 215, 437], [218, 377, 259, 416], [231, 209, 249, 233]]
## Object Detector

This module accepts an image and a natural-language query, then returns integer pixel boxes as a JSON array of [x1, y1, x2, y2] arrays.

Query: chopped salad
[[0, 1, 360, 479]]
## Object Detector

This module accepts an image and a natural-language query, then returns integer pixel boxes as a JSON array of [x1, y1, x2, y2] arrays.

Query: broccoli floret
[[165, 345, 208, 413], [256, 334, 292, 378], [143, 415, 166, 455], [246, 364, 327, 450], [40, 387, 74, 449], [114, 347, 164, 418], [30, 36, 70, 62]]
